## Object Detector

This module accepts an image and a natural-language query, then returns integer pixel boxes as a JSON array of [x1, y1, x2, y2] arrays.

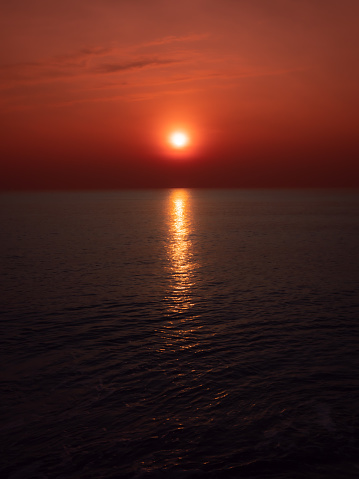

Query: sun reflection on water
[[166, 189, 195, 313], [158, 190, 205, 371]]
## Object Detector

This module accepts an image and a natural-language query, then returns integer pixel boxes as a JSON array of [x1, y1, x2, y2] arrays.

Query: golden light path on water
[[167, 189, 195, 313], [159, 189, 204, 358]]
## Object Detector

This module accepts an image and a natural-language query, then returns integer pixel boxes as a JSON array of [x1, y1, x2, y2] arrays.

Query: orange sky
[[1, 0, 358, 189]]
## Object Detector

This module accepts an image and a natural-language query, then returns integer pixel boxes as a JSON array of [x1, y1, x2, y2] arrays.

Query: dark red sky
[[1, 0, 358, 189]]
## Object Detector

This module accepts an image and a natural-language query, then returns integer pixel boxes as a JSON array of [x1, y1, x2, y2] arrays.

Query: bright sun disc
[[169, 131, 189, 148]]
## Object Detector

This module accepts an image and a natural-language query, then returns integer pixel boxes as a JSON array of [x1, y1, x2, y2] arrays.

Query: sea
[[1, 188, 359, 479]]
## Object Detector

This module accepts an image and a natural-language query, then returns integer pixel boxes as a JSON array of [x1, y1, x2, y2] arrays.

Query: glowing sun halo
[[169, 131, 189, 149]]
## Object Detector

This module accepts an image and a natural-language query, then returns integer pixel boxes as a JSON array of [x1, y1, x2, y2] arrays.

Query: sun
[[169, 131, 189, 149]]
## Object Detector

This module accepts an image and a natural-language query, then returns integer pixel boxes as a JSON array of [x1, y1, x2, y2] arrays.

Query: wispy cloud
[[95, 58, 179, 74], [0, 47, 185, 89], [0, 32, 307, 112], [0, 33, 207, 87]]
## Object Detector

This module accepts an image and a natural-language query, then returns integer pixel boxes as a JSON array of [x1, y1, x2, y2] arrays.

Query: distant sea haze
[[1, 189, 359, 479]]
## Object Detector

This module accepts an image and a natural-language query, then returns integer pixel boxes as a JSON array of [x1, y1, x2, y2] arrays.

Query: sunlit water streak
[[159, 189, 203, 369], [166, 189, 194, 312], [1, 189, 359, 479]]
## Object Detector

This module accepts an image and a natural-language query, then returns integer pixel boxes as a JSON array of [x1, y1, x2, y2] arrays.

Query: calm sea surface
[[1, 189, 359, 479]]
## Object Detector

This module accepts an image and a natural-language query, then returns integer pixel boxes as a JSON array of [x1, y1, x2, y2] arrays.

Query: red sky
[[1, 0, 358, 189]]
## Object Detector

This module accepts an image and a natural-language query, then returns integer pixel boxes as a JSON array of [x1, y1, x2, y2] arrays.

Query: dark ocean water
[[1, 189, 359, 479]]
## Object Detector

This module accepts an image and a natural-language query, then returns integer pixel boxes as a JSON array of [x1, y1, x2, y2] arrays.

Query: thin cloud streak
[[0, 41, 304, 90], [95, 58, 179, 74]]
